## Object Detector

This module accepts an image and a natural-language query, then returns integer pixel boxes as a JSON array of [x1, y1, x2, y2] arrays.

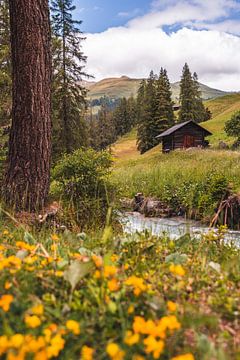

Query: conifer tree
[[51, 0, 89, 159], [155, 68, 175, 133], [178, 63, 196, 123], [137, 71, 158, 154]]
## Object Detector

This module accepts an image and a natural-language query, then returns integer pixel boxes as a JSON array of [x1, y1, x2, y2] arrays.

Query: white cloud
[[82, 0, 240, 91]]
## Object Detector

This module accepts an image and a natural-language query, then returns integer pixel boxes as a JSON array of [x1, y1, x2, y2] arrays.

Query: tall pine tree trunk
[[4, 0, 52, 211]]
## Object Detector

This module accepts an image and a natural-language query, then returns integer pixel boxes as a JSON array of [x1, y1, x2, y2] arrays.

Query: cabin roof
[[156, 120, 212, 139]]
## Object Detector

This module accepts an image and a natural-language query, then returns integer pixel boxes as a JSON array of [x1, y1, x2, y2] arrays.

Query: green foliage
[[137, 69, 175, 154], [179, 64, 211, 124], [0, 223, 239, 359], [224, 111, 240, 140], [51, 0, 89, 160], [51, 148, 113, 227]]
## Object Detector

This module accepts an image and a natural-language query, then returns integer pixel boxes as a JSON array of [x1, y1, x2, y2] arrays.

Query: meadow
[[0, 221, 239, 360]]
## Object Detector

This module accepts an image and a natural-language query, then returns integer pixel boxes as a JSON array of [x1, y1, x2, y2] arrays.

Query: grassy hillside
[[87, 76, 230, 101], [112, 93, 240, 161]]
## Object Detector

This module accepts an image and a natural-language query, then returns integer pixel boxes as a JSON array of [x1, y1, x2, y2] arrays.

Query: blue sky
[[74, 0, 240, 91], [73, 0, 151, 33]]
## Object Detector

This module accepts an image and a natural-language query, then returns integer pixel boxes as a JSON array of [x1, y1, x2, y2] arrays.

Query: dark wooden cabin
[[156, 120, 212, 153]]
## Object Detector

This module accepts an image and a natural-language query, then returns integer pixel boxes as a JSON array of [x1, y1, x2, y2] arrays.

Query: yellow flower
[[143, 336, 164, 359], [167, 301, 177, 312], [7, 350, 25, 360], [34, 350, 48, 360], [51, 234, 59, 242], [108, 278, 120, 292], [31, 304, 44, 316], [92, 255, 103, 268], [111, 254, 119, 262], [9, 334, 24, 348], [3, 230, 9, 235], [106, 343, 125, 360], [127, 305, 134, 314], [24, 315, 41, 328], [124, 331, 140, 346], [46, 334, 65, 358], [0, 335, 10, 356], [0, 294, 14, 312], [15, 241, 35, 252], [94, 270, 101, 279], [4, 282, 12, 290], [81, 345, 94, 360], [169, 264, 186, 277], [55, 271, 64, 277], [133, 317, 146, 334], [66, 320, 80, 335], [171, 354, 195, 360], [104, 265, 118, 278], [132, 356, 145, 360], [125, 276, 147, 296], [124, 264, 129, 270]]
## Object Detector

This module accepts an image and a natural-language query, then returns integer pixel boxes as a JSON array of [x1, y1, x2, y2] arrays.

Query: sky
[[74, 0, 240, 91]]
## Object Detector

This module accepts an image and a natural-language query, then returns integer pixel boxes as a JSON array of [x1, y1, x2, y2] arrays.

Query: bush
[[51, 148, 114, 227]]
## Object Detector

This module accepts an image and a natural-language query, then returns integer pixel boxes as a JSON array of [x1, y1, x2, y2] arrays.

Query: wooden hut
[[156, 120, 212, 153]]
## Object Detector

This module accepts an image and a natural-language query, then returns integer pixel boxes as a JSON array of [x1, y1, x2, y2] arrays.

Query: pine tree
[[179, 64, 211, 124], [137, 71, 158, 154], [155, 68, 175, 133], [4, 0, 51, 210], [178, 63, 196, 123], [51, 0, 89, 159], [0, 0, 11, 126], [95, 101, 116, 150]]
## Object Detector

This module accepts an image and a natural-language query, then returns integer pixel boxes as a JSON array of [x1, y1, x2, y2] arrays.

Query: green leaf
[[24, 232, 36, 245], [165, 252, 188, 264], [64, 260, 94, 291]]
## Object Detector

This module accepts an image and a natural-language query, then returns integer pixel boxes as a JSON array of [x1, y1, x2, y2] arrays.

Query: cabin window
[[184, 135, 195, 148]]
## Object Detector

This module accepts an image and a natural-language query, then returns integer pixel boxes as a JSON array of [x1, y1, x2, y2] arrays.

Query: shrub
[[51, 148, 114, 228]]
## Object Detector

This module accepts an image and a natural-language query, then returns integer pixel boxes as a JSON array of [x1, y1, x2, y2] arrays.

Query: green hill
[[86, 76, 231, 101], [112, 93, 240, 162]]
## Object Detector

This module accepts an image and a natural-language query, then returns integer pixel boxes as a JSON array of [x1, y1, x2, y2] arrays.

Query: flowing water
[[121, 212, 240, 245]]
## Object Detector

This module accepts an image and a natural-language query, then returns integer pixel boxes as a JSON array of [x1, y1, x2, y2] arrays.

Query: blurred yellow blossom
[[143, 336, 164, 359], [0, 294, 14, 312], [66, 320, 80, 335], [167, 301, 177, 312], [104, 265, 118, 278], [51, 234, 59, 242], [125, 276, 147, 296], [171, 354, 195, 360], [30, 304, 44, 316], [92, 255, 103, 268], [81, 345, 94, 360], [24, 315, 41, 328], [124, 331, 140, 346], [108, 278, 120, 292], [9, 334, 24, 348], [169, 264, 186, 277], [46, 334, 65, 358], [106, 343, 125, 360]]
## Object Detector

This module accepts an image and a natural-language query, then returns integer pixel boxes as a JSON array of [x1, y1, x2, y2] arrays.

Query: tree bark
[[4, 0, 52, 211]]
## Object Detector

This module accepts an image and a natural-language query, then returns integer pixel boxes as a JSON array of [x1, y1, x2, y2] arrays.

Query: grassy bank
[[0, 220, 239, 359], [111, 149, 240, 220]]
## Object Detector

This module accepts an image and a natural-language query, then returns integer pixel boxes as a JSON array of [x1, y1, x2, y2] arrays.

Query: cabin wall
[[162, 135, 173, 152], [173, 123, 204, 150]]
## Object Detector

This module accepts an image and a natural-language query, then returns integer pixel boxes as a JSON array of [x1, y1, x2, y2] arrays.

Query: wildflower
[[127, 305, 134, 314], [106, 343, 125, 360], [125, 276, 147, 296], [46, 334, 65, 358], [108, 278, 120, 292], [3, 230, 9, 235], [132, 356, 145, 360], [92, 255, 103, 268], [0, 294, 14, 312], [124, 264, 129, 270], [111, 254, 119, 262], [133, 317, 146, 334], [24, 315, 41, 328], [124, 331, 140, 346], [94, 270, 101, 279], [104, 265, 118, 278], [30, 304, 44, 316], [34, 350, 48, 360], [55, 271, 64, 277], [51, 234, 59, 242], [9, 334, 24, 348], [167, 301, 177, 312], [81, 345, 94, 360], [0, 335, 10, 356], [171, 354, 195, 360], [169, 264, 186, 277], [66, 320, 80, 335], [16, 241, 35, 252], [4, 282, 12, 290], [143, 336, 164, 359]]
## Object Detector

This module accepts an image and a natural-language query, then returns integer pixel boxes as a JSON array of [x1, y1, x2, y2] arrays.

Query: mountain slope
[[112, 93, 240, 162], [86, 76, 231, 101]]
